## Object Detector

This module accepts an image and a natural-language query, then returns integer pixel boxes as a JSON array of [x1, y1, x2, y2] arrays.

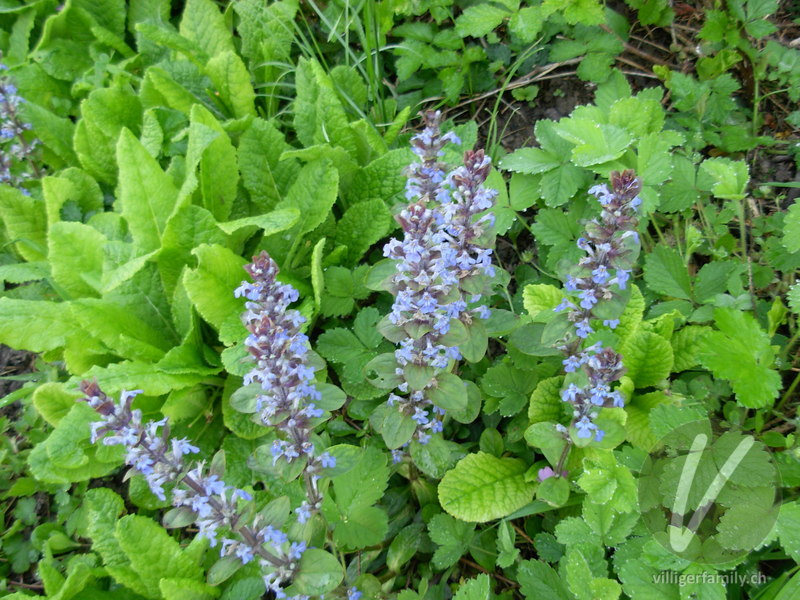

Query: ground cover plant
[[0, 0, 799, 599]]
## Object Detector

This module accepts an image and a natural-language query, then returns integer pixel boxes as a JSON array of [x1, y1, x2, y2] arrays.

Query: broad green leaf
[[217, 210, 300, 236], [183, 244, 247, 331], [481, 361, 538, 417], [348, 148, 411, 205], [160, 578, 219, 600], [335, 199, 392, 264], [239, 118, 300, 212], [439, 452, 535, 522], [117, 128, 180, 253], [76, 360, 208, 396], [643, 245, 692, 300], [275, 159, 339, 236], [288, 549, 343, 596], [20, 101, 77, 167], [776, 501, 800, 563], [554, 119, 633, 166], [74, 88, 142, 184], [179, 0, 235, 58], [784, 202, 800, 253], [48, 222, 105, 298], [113, 515, 204, 599], [698, 308, 781, 408], [528, 376, 567, 424], [0, 186, 47, 261], [541, 163, 584, 207], [522, 284, 564, 319], [71, 298, 170, 361], [293, 58, 357, 156], [428, 513, 475, 570], [577, 451, 636, 512], [0, 299, 74, 353], [620, 330, 673, 388], [500, 147, 560, 175], [671, 326, 711, 372], [206, 50, 256, 119]]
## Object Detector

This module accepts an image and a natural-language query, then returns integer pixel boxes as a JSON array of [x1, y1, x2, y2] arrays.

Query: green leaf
[[335, 199, 393, 264], [700, 157, 749, 200], [517, 559, 571, 599], [0, 186, 47, 261], [179, 0, 235, 58], [288, 549, 343, 596], [0, 299, 74, 354], [238, 118, 300, 212], [500, 147, 560, 175], [776, 501, 800, 563], [381, 407, 417, 449], [454, 574, 492, 600], [784, 202, 800, 253], [481, 361, 538, 417], [275, 159, 339, 236], [74, 88, 142, 184], [428, 513, 475, 569], [537, 476, 570, 507], [206, 50, 256, 119], [160, 578, 219, 600], [429, 373, 468, 412], [620, 330, 674, 388], [643, 245, 692, 300], [528, 376, 567, 425], [577, 450, 637, 511], [698, 308, 781, 408], [553, 119, 633, 166], [183, 244, 247, 332], [540, 164, 583, 207], [113, 515, 203, 599], [217, 210, 300, 237], [455, 1, 517, 37], [348, 149, 412, 205], [439, 452, 536, 522], [523, 284, 564, 319], [671, 326, 711, 372], [47, 222, 105, 298], [117, 128, 179, 253]]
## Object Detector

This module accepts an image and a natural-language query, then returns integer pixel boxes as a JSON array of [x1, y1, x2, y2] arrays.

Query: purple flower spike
[[555, 171, 641, 446]]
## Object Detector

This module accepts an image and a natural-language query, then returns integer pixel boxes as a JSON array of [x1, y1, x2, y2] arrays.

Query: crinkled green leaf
[[275, 159, 339, 236], [698, 308, 781, 408], [179, 0, 235, 58], [206, 50, 256, 119], [335, 199, 392, 264], [620, 330, 674, 388], [439, 452, 535, 522], [643, 245, 692, 300], [183, 244, 247, 331]]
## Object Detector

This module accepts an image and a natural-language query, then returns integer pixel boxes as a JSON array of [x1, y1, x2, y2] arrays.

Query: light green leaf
[[454, 574, 492, 600], [74, 88, 142, 184], [206, 50, 256, 119], [620, 330, 674, 388], [0, 298, 74, 353], [784, 202, 800, 253], [776, 501, 800, 563], [439, 452, 535, 522], [76, 360, 208, 396], [698, 307, 781, 408], [183, 244, 247, 331], [348, 148, 412, 205], [275, 159, 339, 236], [113, 515, 203, 599], [160, 579, 220, 600], [217, 209, 300, 236], [522, 284, 564, 319], [671, 326, 711, 371], [455, 0, 518, 37], [517, 559, 571, 600], [528, 376, 567, 425], [0, 186, 47, 261], [117, 128, 179, 253], [500, 147, 560, 175], [179, 0, 235, 58], [288, 549, 343, 596], [554, 119, 633, 166], [47, 221, 105, 298], [700, 157, 749, 200]]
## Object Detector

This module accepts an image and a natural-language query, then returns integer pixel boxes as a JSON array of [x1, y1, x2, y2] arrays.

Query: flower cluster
[[80, 380, 309, 599], [555, 170, 642, 441], [382, 111, 497, 448], [0, 62, 40, 192], [236, 251, 335, 524]]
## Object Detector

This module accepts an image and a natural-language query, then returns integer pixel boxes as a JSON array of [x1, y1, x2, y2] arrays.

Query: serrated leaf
[[275, 159, 339, 236], [335, 199, 392, 264], [698, 308, 781, 408], [238, 118, 300, 212], [0, 298, 74, 353], [643, 245, 692, 300], [517, 559, 571, 599], [554, 119, 633, 166], [455, 1, 517, 37], [700, 157, 749, 200], [671, 326, 711, 372], [348, 148, 412, 205], [47, 221, 105, 297], [500, 147, 560, 175], [428, 513, 475, 570], [179, 0, 234, 58], [0, 186, 47, 261], [439, 452, 535, 522], [522, 284, 564, 319]]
